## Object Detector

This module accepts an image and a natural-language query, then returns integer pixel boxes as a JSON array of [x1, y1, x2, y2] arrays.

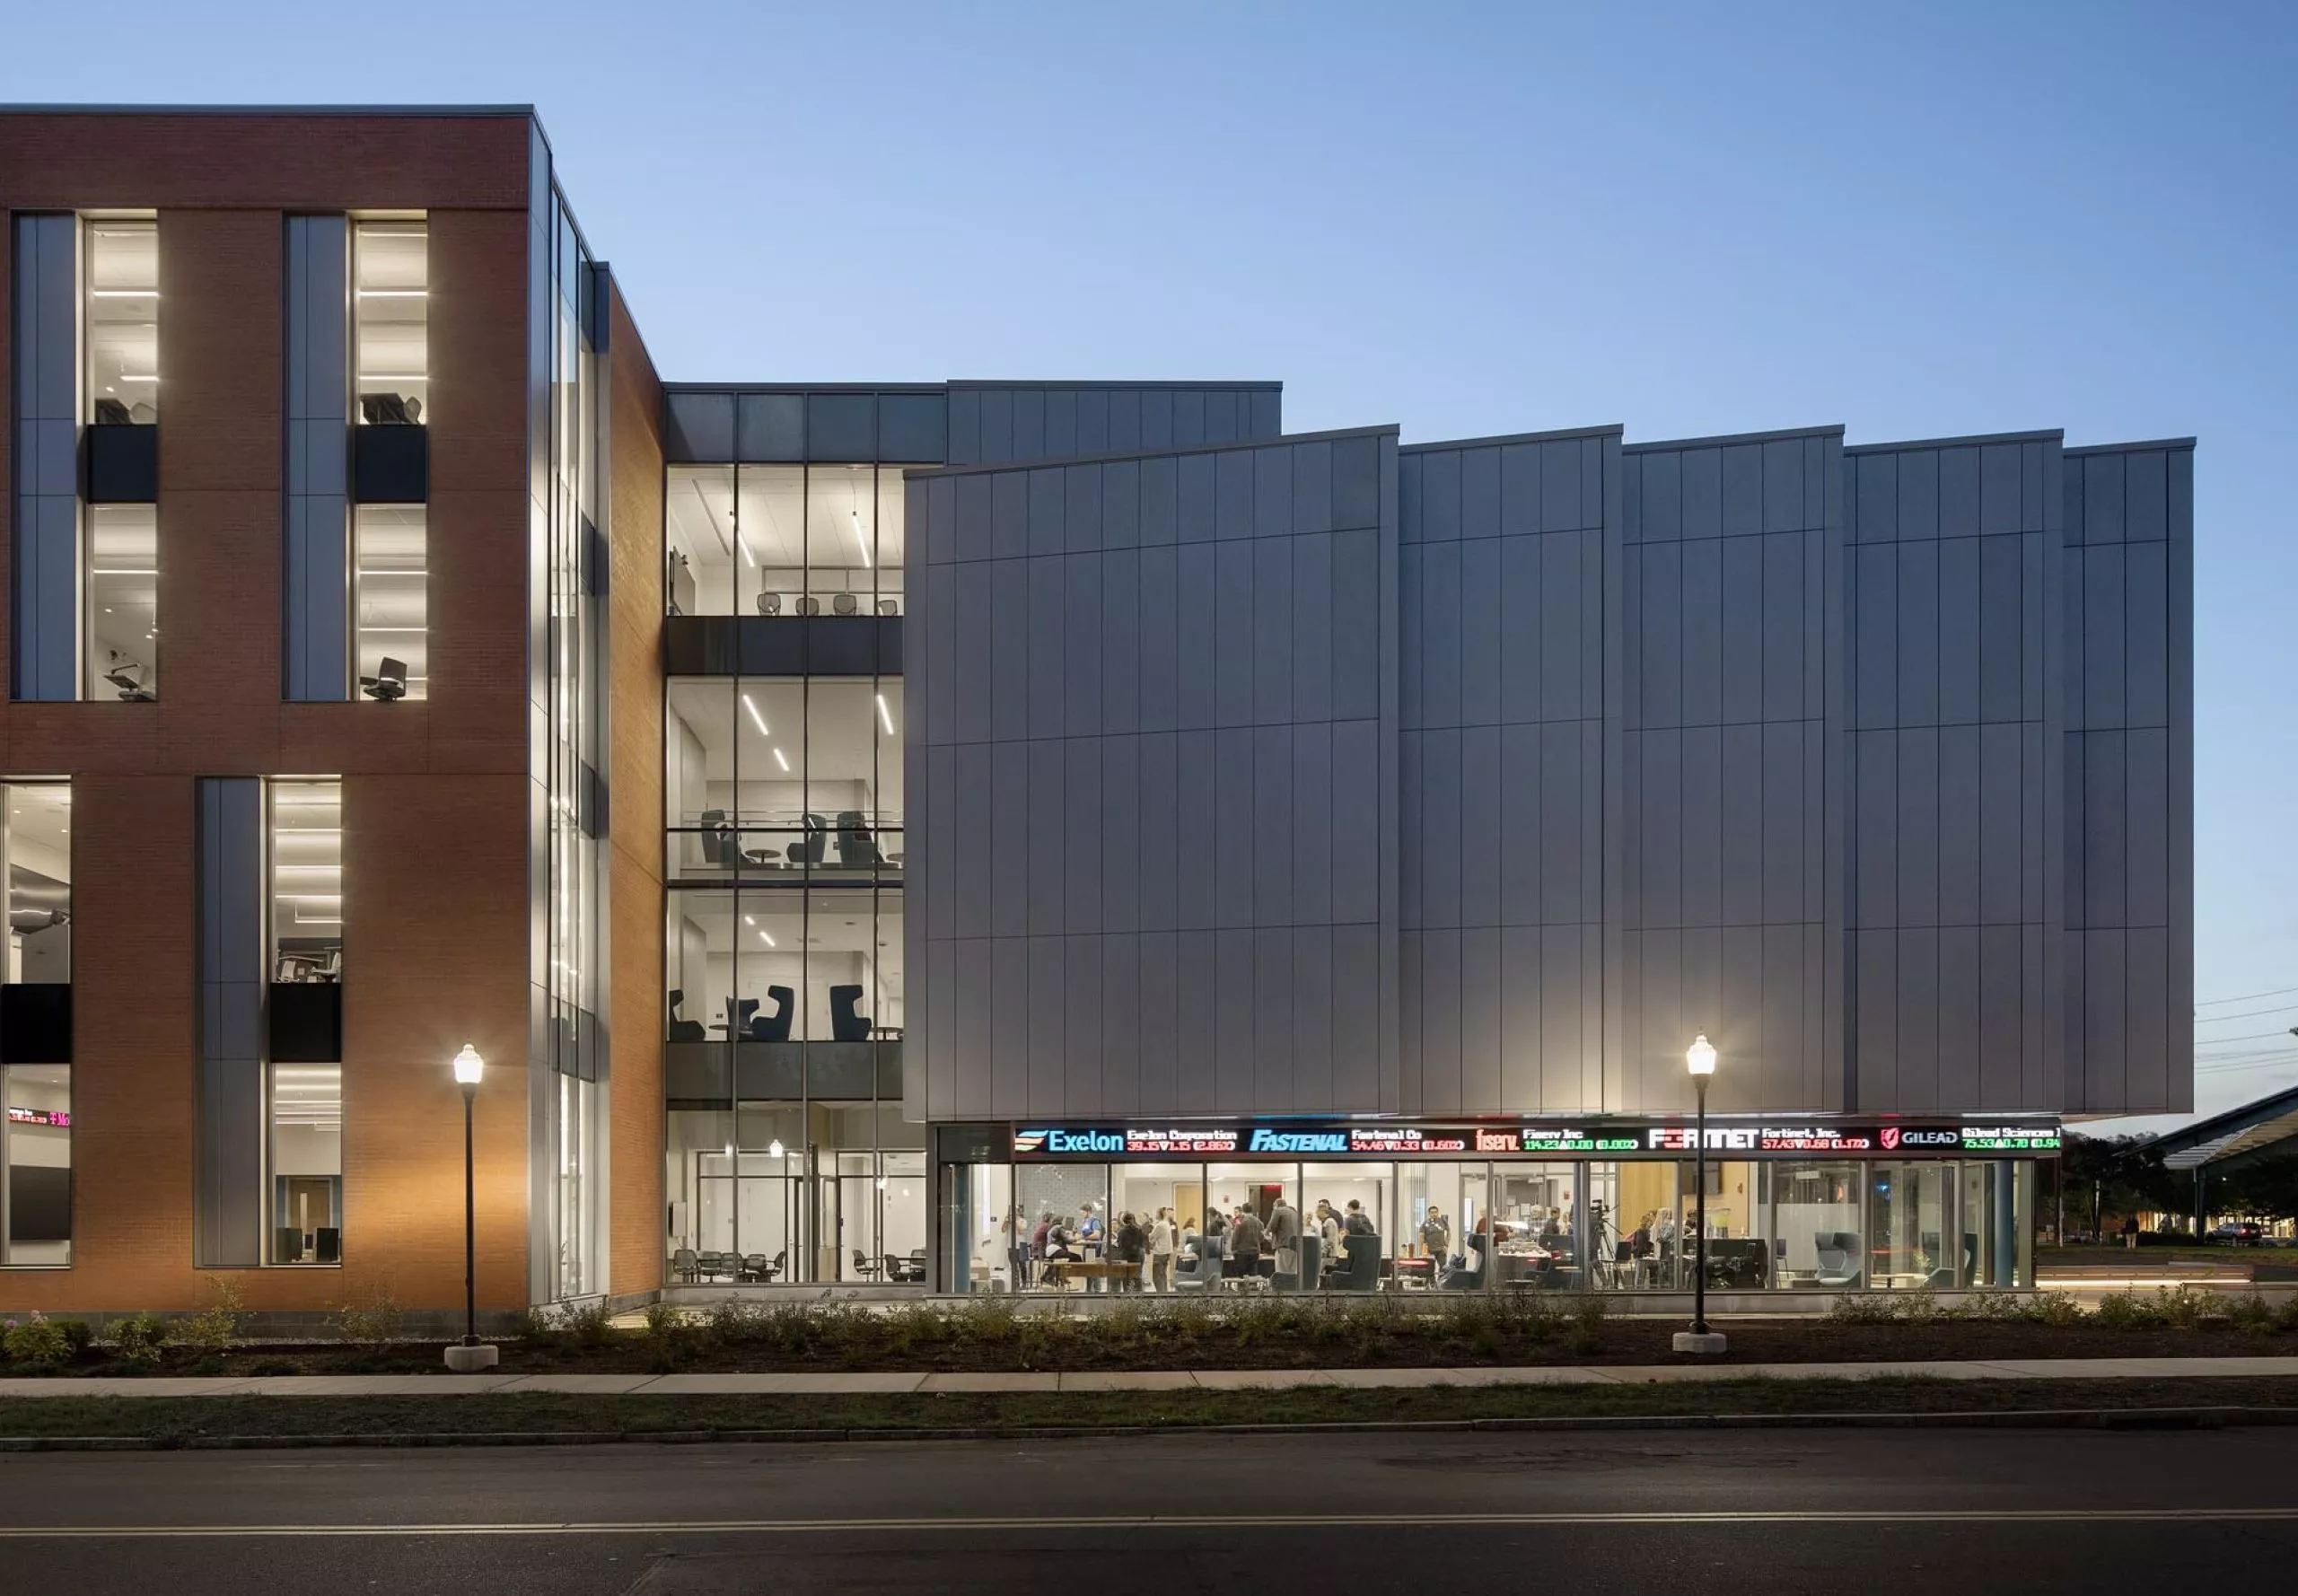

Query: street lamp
[[1673, 1034, 1728, 1355], [445, 1044, 499, 1372]]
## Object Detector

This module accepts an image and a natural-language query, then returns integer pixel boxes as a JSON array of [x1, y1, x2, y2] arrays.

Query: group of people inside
[[996, 1195, 1392, 1292]]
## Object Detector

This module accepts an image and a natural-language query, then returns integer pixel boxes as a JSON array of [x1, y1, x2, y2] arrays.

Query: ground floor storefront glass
[[933, 1127, 2048, 1294], [665, 1103, 925, 1285]]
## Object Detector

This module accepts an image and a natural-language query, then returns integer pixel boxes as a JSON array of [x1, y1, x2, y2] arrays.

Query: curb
[[4, 1405, 2294, 1451]]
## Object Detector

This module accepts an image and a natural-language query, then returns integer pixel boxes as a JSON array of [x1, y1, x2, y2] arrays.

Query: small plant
[[178, 1277, 248, 1354], [642, 1299, 684, 1340], [1567, 1288, 1608, 1354], [558, 1299, 614, 1348], [332, 1284, 408, 1346], [3, 1310, 72, 1369], [512, 1305, 558, 1345], [51, 1317, 93, 1356], [110, 1311, 170, 1368], [1827, 1292, 1903, 1325]]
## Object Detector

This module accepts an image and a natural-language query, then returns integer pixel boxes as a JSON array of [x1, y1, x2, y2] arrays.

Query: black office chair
[[888, 1251, 926, 1284], [360, 657, 408, 702], [726, 996, 759, 1039], [829, 984, 871, 1041], [667, 989, 706, 1042], [740, 1253, 772, 1283], [750, 985, 794, 1042], [359, 391, 412, 425], [103, 652, 154, 702], [852, 1250, 882, 1281], [95, 397, 133, 425], [834, 811, 884, 868], [785, 813, 828, 867]]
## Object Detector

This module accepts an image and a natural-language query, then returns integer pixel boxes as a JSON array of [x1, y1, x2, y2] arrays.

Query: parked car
[[2209, 1221, 2266, 1246]]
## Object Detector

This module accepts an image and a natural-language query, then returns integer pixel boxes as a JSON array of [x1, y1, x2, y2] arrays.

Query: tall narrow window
[[2, 781, 71, 1267], [269, 780, 342, 983], [85, 504, 157, 700], [269, 1062, 341, 1265], [353, 222, 426, 425], [354, 505, 426, 700], [84, 219, 158, 425]]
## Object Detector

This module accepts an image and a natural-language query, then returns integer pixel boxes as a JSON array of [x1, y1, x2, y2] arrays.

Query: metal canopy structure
[[2147, 1083, 2298, 1173]]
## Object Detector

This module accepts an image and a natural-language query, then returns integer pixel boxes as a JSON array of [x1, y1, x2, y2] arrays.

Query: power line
[[2197, 1003, 2298, 1023], [2197, 985, 2298, 1007], [2191, 1029, 2298, 1045]]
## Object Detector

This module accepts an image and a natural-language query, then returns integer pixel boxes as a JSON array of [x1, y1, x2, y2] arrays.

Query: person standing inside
[[1030, 1209, 1053, 1291], [1112, 1210, 1148, 1293], [1231, 1204, 1267, 1279], [1420, 1207, 1450, 1271], [1149, 1206, 1178, 1293], [1267, 1194, 1302, 1287]]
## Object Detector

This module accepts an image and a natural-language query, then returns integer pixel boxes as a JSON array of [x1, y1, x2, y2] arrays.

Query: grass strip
[[6, 1376, 2298, 1445]]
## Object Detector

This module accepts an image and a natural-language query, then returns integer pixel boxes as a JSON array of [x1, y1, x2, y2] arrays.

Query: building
[[0, 106, 2190, 1322]]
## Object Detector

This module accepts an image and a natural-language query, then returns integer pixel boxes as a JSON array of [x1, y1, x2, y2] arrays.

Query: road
[[3, 1426, 2295, 1593]]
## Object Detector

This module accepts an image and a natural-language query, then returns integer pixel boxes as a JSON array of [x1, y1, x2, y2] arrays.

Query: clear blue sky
[[9, 2, 2294, 1128]]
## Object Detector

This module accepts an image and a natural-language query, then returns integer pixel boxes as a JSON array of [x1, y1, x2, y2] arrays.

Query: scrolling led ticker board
[[1010, 1120, 2061, 1161]]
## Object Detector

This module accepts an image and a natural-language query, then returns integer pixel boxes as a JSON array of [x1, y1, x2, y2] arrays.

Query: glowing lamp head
[[1686, 1034, 1717, 1078], [768, 1139, 785, 1159], [452, 1044, 485, 1088]]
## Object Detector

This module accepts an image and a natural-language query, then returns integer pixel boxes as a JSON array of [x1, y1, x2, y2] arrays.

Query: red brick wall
[[0, 111, 598, 1316]]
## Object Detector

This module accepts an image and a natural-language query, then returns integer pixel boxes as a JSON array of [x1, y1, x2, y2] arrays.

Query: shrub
[[1826, 1292, 1905, 1325], [641, 1300, 684, 1340], [2029, 1291, 2086, 1328], [512, 1305, 558, 1345], [3, 1311, 71, 1369], [52, 1317, 93, 1355], [332, 1284, 408, 1346], [1567, 1289, 1608, 1354], [110, 1312, 170, 1368], [177, 1277, 249, 1354], [558, 1299, 615, 1348]]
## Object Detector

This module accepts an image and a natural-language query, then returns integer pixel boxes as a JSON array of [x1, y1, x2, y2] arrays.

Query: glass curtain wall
[[2, 1063, 71, 1267], [353, 505, 427, 700], [268, 1064, 342, 1264], [268, 780, 342, 980], [665, 676, 903, 881], [664, 463, 908, 617], [532, 163, 606, 1304], [1, 781, 70, 1268], [4, 784, 71, 985]]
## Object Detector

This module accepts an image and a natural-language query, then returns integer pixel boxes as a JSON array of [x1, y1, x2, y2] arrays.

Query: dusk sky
[[9, 1, 2291, 1128]]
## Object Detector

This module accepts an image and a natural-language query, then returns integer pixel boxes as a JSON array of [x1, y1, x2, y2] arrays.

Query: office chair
[[834, 811, 884, 868], [360, 657, 408, 702], [832, 592, 859, 616], [757, 591, 782, 616], [751, 985, 795, 1042], [94, 397, 133, 425], [726, 996, 759, 1039], [667, 990, 706, 1042], [785, 813, 828, 867], [359, 392, 411, 425], [103, 652, 154, 702], [876, 597, 899, 616], [829, 984, 871, 1042]]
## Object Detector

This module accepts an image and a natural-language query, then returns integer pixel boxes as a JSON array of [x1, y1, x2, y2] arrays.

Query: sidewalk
[[8, 1355, 2298, 1399]]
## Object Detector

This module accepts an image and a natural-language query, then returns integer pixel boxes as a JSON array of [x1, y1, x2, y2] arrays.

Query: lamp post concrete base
[[443, 1343, 500, 1372], [1671, 1330, 1729, 1356]]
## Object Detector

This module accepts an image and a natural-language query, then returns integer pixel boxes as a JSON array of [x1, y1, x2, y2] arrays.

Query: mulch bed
[[13, 1316, 2298, 1380]]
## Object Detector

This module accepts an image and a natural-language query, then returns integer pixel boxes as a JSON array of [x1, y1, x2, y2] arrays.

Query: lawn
[[5, 1375, 2298, 1446]]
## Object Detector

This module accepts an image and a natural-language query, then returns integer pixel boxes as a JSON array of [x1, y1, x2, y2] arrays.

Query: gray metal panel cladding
[[13, 214, 80, 701], [906, 428, 1397, 1118], [940, 385, 1281, 466], [284, 215, 350, 700], [197, 778, 266, 1267], [2057, 442, 2192, 1114]]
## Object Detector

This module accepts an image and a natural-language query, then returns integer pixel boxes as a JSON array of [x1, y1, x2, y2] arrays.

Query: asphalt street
[[3, 1426, 2295, 1593]]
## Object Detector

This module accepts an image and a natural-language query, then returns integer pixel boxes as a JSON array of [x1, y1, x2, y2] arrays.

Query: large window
[[269, 780, 342, 981], [353, 221, 427, 425], [84, 218, 157, 425], [85, 504, 157, 700], [664, 887, 900, 1044], [354, 505, 426, 700], [4, 783, 71, 984], [665, 676, 902, 880], [268, 1063, 341, 1265], [664, 1105, 923, 1286], [3, 1064, 71, 1266], [664, 463, 909, 618]]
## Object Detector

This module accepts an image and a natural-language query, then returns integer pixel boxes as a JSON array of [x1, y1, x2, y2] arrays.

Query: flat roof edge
[[908, 423, 1399, 478], [1402, 424, 1624, 453], [1624, 424, 1847, 453], [0, 102, 537, 117], [661, 381, 950, 395], [947, 379, 1281, 392], [1846, 428, 2066, 454], [2065, 436, 2198, 456]]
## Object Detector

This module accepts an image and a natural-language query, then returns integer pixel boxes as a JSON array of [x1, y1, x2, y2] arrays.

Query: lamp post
[[445, 1044, 499, 1372], [1673, 1034, 1728, 1355]]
